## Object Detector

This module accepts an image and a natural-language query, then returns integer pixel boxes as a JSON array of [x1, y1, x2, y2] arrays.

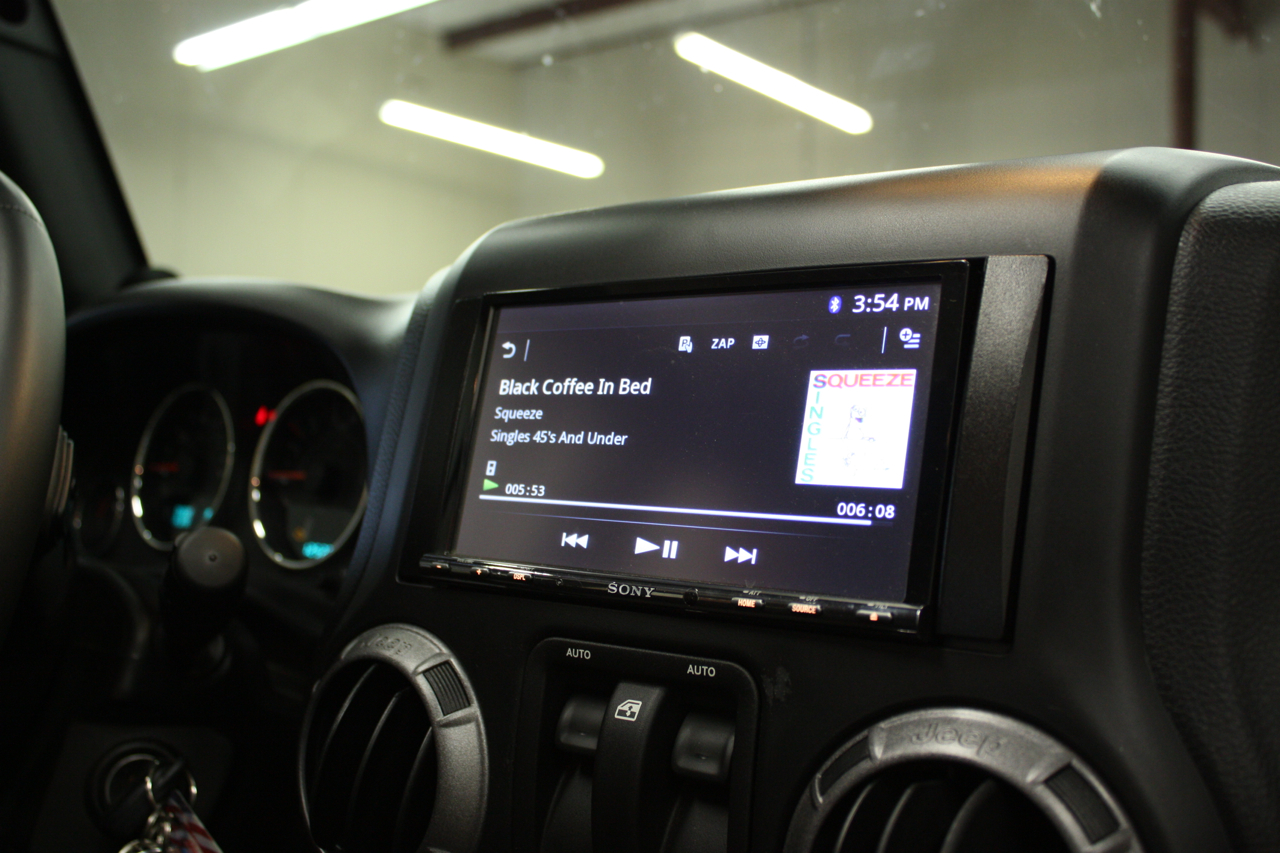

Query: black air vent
[[303, 661, 439, 853], [810, 760, 1069, 853], [786, 709, 1142, 853], [299, 624, 488, 853]]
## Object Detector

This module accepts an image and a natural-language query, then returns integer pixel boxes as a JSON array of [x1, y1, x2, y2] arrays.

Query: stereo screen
[[453, 280, 951, 604]]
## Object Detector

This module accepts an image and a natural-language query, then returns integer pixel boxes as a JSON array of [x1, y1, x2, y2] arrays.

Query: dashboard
[[18, 148, 1280, 853]]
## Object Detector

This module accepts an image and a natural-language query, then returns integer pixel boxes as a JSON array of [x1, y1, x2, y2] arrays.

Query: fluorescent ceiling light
[[673, 32, 873, 135], [174, 0, 439, 71], [379, 99, 605, 179]]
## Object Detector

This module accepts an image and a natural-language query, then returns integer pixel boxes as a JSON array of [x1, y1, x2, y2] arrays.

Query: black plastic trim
[[937, 255, 1049, 639], [0, 0, 147, 311]]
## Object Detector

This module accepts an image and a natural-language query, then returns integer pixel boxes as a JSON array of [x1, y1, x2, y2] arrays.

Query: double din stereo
[[403, 258, 1048, 639]]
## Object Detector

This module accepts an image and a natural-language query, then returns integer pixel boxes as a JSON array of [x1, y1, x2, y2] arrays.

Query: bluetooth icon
[[828, 295, 842, 314]]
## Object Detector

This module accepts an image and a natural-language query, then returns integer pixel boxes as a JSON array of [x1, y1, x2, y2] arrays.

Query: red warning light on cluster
[[254, 406, 277, 427]]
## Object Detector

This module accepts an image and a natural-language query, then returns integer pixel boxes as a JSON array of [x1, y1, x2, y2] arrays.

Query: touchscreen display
[[453, 280, 948, 604]]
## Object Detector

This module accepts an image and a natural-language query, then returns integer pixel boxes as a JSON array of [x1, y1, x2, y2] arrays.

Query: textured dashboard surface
[[1143, 180, 1280, 853], [335, 149, 1280, 853]]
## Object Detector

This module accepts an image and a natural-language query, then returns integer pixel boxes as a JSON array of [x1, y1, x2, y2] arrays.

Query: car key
[[116, 763, 222, 853]]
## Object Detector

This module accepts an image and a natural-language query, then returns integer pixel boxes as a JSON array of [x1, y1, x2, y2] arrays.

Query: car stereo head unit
[[406, 261, 984, 635]]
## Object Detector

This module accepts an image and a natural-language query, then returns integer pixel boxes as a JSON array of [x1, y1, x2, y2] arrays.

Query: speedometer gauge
[[248, 380, 367, 569], [131, 385, 235, 549]]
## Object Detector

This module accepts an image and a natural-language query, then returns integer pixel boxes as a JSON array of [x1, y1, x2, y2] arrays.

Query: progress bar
[[478, 494, 873, 526]]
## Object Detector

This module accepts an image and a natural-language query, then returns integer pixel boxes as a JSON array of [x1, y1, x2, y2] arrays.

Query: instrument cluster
[[64, 316, 369, 589]]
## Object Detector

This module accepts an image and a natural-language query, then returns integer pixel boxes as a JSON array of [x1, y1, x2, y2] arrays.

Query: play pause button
[[635, 537, 679, 558], [724, 546, 758, 564]]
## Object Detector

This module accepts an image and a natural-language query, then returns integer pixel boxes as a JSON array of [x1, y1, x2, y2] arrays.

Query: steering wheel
[[0, 170, 65, 640]]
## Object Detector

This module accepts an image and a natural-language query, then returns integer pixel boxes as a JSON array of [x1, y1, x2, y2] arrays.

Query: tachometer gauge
[[248, 380, 367, 569], [131, 385, 235, 550]]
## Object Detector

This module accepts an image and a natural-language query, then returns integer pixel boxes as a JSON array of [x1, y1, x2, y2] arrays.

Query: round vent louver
[[300, 624, 487, 853], [786, 708, 1142, 853]]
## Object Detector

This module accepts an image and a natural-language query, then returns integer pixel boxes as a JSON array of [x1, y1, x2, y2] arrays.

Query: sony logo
[[608, 581, 654, 598]]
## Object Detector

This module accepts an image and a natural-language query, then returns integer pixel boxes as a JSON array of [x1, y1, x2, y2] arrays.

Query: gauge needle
[[268, 470, 308, 482], [148, 461, 180, 473]]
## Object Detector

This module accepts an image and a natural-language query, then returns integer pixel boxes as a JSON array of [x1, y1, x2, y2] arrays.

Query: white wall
[[58, 0, 521, 294], [1200, 11, 1280, 164], [54, 0, 1280, 295], [512, 0, 1178, 215]]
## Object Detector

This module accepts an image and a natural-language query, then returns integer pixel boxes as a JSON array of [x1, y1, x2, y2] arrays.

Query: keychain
[[117, 765, 223, 853]]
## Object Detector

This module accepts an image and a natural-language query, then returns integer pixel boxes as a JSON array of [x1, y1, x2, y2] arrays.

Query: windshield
[[52, 0, 1280, 295]]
